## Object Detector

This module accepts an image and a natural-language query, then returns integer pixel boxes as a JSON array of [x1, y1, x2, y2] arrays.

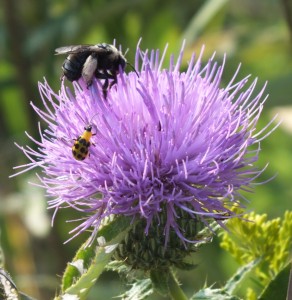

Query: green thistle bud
[[113, 208, 207, 270]]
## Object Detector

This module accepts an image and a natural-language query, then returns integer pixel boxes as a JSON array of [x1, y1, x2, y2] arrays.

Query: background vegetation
[[1, 0, 291, 299]]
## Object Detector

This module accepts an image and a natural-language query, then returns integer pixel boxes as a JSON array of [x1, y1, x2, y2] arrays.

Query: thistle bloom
[[13, 42, 275, 246]]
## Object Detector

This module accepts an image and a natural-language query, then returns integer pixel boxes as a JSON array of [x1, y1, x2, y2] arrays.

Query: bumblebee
[[55, 43, 132, 97], [72, 124, 95, 161]]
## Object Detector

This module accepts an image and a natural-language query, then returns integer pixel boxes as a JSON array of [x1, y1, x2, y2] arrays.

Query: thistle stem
[[168, 269, 188, 300]]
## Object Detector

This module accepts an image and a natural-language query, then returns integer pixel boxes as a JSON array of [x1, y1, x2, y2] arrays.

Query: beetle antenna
[[127, 62, 139, 77], [88, 113, 100, 124]]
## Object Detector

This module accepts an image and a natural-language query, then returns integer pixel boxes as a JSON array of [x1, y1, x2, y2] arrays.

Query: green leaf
[[105, 259, 132, 274], [191, 288, 241, 300], [220, 210, 292, 298], [55, 216, 132, 300], [61, 243, 96, 291], [258, 263, 291, 300], [119, 278, 153, 300], [190, 260, 259, 300], [223, 259, 260, 294]]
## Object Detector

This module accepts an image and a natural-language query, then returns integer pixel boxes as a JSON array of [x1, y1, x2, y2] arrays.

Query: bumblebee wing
[[55, 45, 95, 55], [82, 55, 98, 85]]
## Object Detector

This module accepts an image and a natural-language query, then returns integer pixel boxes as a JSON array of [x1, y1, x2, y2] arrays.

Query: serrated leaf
[[61, 246, 96, 291], [190, 287, 241, 300], [56, 216, 132, 300], [190, 260, 259, 300], [105, 260, 132, 274], [258, 263, 291, 300], [63, 245, 112, 297], [119, 278, 153, 300], [97, 216, 132, 240], [223, 259, 260, 294]]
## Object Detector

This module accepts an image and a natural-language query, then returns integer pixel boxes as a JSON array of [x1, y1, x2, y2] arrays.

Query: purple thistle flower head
[[13, 41, 277, 245]]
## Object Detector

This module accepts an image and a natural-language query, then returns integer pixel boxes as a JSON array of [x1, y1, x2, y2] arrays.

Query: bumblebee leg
[[94, 71, 116, 98], [103, 71, 116, 98], [109, 74, 117, 89], [102, 78, 109, 98]]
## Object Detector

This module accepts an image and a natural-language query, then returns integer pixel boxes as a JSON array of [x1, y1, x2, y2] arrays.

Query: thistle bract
[[13, 42, 275, 246]]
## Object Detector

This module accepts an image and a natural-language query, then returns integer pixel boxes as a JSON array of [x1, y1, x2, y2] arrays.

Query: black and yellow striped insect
[[72, 124, 95, 161]]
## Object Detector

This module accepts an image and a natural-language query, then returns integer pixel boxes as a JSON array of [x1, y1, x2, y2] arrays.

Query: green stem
[[168, 269, 188, 300]]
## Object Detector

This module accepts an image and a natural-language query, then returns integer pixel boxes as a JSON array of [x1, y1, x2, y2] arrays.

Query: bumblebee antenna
[[127, 62, 139, 77]]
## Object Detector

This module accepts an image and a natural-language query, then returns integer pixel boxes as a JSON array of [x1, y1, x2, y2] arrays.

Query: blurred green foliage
[[1, 0, 292, 299], [220, 210, 292, 299]]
